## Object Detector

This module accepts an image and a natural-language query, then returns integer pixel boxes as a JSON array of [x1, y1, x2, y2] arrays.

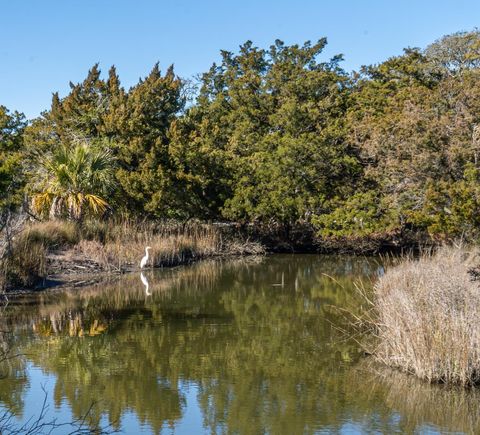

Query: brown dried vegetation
[[367, 246, 480, 386], [0, 219, 264, 290]]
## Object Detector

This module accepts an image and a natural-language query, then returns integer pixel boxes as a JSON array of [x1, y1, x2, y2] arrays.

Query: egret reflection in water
[[140, 271, 151, 296]]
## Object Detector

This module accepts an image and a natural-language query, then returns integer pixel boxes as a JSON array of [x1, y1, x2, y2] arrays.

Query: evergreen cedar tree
[[2, 30, 480, 239], [0, 106, 26, 211]]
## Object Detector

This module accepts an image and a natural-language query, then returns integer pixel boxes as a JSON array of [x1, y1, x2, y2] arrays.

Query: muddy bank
[[38, 248, 251, 292]]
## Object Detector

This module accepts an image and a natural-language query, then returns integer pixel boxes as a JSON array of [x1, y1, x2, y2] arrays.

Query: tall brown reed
[[3, 235, 47, 288], [370, 246, 480, 386]]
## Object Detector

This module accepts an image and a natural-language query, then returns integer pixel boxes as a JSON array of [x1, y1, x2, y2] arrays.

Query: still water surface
[[1, 255, 480, 434]]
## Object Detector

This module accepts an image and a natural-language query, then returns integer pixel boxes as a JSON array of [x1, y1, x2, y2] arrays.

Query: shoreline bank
[[1, 217, 440, 293], [0, 219, 265, 292]]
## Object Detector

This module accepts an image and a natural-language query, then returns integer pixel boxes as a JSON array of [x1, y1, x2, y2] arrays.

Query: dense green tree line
[[2, 30, 480, 243]]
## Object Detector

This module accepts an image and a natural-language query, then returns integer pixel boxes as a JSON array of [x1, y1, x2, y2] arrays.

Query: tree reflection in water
[[0, 255, 478, 434]]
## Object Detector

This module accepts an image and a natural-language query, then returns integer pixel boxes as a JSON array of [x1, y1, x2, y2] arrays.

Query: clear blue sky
[[1, 0, 479, 119]]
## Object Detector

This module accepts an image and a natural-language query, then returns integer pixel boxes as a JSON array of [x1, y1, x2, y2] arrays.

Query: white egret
[[140, 272, 151, 296], [140, 246, 152, 269]]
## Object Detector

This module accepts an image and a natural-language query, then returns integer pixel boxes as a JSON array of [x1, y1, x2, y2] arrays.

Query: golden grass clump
[[0, 220, 79, 289], [372, 246, 480, 386], [2, 235, 48, 288], [77, 220, 221, 270], [21, 220, 79, 248]]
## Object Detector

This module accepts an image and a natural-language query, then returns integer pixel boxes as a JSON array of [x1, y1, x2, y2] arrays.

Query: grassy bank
[[0, 219, 264, 290], [368, 246, 480, 386]]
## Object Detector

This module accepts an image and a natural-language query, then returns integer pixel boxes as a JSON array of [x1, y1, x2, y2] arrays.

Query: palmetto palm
[[32, 143, 116, 220]]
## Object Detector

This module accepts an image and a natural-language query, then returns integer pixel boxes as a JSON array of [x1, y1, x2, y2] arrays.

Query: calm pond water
[[0, 254, 480, 434]]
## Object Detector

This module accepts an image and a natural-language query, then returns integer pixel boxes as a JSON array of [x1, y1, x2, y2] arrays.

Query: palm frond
[[32, 140, 117, 220], [32, 192, 54, 215], [85, 194, 110, 215]]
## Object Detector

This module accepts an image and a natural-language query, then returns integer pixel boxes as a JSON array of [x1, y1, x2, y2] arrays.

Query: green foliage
[[335, 32, 480, 241], [32, 140, 116, 220], [425, 30, 480, 74], [0, 106, 26, 210], [172, 39, 359, 225], [314, 192, 399, 237], [113, 64, 185, 217], [25, 63, 186, 218], [8, 30, 480, 243], [408, 164, 480, 238]]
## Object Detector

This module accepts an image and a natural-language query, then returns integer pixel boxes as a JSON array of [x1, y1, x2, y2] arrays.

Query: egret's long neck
[[145, 248, 149, 258]]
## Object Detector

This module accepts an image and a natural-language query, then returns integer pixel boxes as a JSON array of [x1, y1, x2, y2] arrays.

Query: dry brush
[[369, 246, 480, 386]]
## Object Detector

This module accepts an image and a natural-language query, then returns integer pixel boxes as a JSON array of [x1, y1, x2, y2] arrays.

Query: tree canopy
[[4, 30, 480, 244]]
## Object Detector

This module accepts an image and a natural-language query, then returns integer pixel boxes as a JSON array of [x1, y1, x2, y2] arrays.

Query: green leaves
[[6, 31, 480, 242], [0, 106, 26, 210], [24, 62, 186, 219], [173, 39, 354, 226], [112, 63, 185, 217], [425, 30, 480, 75], [32, 142, 116, 220]]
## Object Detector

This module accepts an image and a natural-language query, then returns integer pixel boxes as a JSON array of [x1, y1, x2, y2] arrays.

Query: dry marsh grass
[[76, 219, 264, 271], [370, 245, 480, 386], [21, 220, 79, 248], [1, 218, 265, 289], [1, 219, 80, 288], [1, 232, 48, 288], [0, 220, 78, 288]]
